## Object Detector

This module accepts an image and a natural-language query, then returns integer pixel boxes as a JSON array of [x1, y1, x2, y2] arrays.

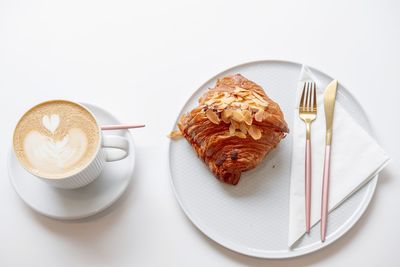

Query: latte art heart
[[42, 114, 60, 133], [23, 128, 88, 173]]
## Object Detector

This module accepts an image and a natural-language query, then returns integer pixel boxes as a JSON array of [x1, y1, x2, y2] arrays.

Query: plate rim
[[168, 59, 378, 259], [8, 102, 136, 220]]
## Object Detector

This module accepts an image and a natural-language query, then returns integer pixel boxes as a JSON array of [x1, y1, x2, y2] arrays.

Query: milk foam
[[23, 128, 88, 174]]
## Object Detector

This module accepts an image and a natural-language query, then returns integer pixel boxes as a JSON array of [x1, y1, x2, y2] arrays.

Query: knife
[[321, 79, 338, 242]]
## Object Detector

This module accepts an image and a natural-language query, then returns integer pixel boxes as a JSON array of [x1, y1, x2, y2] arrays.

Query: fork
[[299, 81, 317, 234]]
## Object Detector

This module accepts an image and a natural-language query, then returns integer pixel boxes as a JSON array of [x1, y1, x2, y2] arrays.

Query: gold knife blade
[[324, 80, 338, 145]]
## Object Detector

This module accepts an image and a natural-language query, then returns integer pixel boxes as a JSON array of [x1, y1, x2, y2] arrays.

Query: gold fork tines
[[299, 82, 317, 131], [299, 81, 317, 234]]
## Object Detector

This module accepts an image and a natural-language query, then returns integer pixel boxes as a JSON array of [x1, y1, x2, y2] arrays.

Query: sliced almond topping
[[249, 104, 260, 111], [205, 109, 220, 124], [222, 96, 236, 105], [221, 117, 230, 124], [231, 120, 240, 130], [168, 130, 183, 139], [238, 93, 250, 99], [255, 109, 264, 122], [253, 98, 269, 107], [253, 92, 266, 101], [229, 123, 236, 135], [232, 110, 244, 122], [252, 93, 269, 107], [240, 122, 248, 134], [216, 103, 228, 110], [242, 109, 253, 125], [223, 131, 231, 136], [250, 109, 258, 115], [231, 102, 242, 108], [215, 92, 225, 99], [205, 98, 216, 106], [235, 132, 247, 139], [244, 99, 255, 105], [199, 96, 206, 104], [248, 125, 262, 140], [241, 102, 249, 109], [234, 86, 246, 93], [221, 109, 233, 123]]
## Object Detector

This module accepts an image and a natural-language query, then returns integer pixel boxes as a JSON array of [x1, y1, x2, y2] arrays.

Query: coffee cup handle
[[102, 135, 130, 162]]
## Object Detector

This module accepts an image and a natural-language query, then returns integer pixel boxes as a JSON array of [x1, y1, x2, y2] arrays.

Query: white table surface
[[0, 1, 399, 266]]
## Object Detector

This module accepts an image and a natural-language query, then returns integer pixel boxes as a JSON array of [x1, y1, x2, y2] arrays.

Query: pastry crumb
[[168, 130, 183, 139]]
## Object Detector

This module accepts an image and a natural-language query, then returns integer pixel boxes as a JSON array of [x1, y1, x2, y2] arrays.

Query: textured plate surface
[[8, 103, 135, 220], [169, 60, 377, 258]]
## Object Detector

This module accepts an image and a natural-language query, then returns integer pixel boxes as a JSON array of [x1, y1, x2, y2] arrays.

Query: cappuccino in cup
[[13, 100, 129, 189], [13, 100, 100, 178]]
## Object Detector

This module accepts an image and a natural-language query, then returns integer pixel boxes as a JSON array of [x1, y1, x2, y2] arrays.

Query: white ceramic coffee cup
[[13, 100, 130, 189]]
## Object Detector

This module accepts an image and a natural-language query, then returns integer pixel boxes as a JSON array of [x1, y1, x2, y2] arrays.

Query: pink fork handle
[[321, 145, 332, 242], [305, 139, 311, 234]]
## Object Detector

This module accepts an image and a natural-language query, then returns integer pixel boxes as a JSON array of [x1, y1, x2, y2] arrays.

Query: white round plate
[[169, 60, 377, 258], [8, 103, 135, 220]]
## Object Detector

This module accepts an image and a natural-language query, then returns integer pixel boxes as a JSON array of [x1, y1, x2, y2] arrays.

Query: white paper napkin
[[288, 66, 390, 247]]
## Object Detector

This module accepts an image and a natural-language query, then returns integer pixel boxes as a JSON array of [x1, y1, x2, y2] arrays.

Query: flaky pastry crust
[[177, 74, 289, 185]]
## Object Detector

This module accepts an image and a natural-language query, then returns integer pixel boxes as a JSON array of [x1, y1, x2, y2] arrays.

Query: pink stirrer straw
[[101, 124, 145, 130]]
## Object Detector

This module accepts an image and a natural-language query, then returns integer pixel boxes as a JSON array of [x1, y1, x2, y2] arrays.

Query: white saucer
[[8, 103, 135, 220]]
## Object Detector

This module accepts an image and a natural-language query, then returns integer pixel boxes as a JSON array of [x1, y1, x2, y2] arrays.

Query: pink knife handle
[[305, 139, 311, 234], [321, 145, 332, 242]]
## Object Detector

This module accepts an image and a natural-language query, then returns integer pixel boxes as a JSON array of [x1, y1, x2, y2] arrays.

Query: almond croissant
[[176, 74, 289, 185]]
